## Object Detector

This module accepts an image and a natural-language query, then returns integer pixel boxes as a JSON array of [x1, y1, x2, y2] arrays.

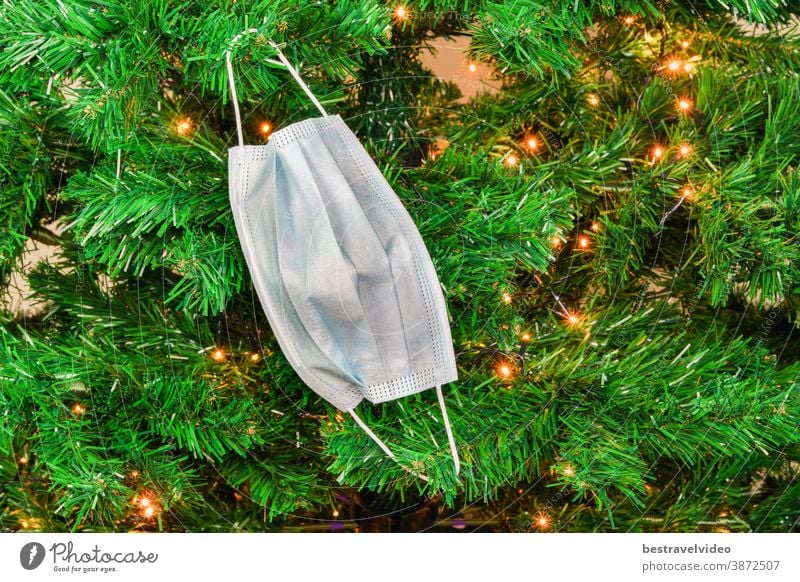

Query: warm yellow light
[[683, 62, 693, 73], [577, 235, 590, 250], [497, 362, 514, 379], [534, 512, 550, 529], [563, 466, 574, 476], [678, 143, 692, 157], [332, 509, 340, 518], [211, 348, 225, 362], [622, 15, 636, 25], [526, 136, 539, 150], [504, 153, 518, 167], [681, 186, 695, 201], [502, 292, 513, 304], [651, 145, 665, 160], [521, 332, 531, 342], [18, 456, 28, 464], [467, 62, 477, 73], [71, 403, 86, 416], [667, 59, 682, 72], [587, 93, 600, 106], [551, 236, 562, 248], [175, 116, 193, 135], [393, 5, 408, 19], [680, 40, 690, 49], [139, 497, 150, 508], [250, 352, 261, 362], [590, 221, 600, 232], [565, 311, 581, 326], [259, 121, 272, 135], [143, 506, 155, 518], [677, 98, 692, 113]]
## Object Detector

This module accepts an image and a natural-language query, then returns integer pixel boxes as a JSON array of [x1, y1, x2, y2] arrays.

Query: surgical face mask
[[225, 40, 459, 480]]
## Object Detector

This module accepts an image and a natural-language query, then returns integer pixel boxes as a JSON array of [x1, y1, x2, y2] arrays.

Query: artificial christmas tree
[[1, 0, 798, 532]]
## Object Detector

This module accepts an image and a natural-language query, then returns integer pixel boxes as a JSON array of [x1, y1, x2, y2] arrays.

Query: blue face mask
[[225, 38, 460, 480]]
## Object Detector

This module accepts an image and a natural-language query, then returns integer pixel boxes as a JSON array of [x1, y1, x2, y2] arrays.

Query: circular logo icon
[[20, 542, 46, 570]]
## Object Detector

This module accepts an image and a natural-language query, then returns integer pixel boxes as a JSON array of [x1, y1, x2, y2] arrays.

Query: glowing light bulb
[[393, 5, 408, 20], [175, 116, 193, 135], [651, 145, 665, 161], [332, 509, 340, 517], [577, 235, 590, 250], [502, 292, 513, 304], [551, 236, 562, 248], [526, 136, 539, 150], [590, 221, 600, 232], [139, 498, 150, 508], [211, 348, 225, 362], [622, 15, 636, 25], [678, 143, 692, 157], [143, 506, 155, 518], [18, 456, 28, 464], [683, 62, 693, 73], [467, 62, 477, 73], [680, 40, 690, 49], [71, 403, 86, 416], [497, 362, 514, 379], [534, 512, 550, 529], [563, 466, 574, 476], [666, 59, 682, 73], [520, 332, 531, 342], [565, 311, 581, 326], [504, 153, 518, 167], [587, 93, 600, 106], [250, 352, 261, 362], [259, 121, 272, 135], [680, 186, 695, 201], [677, 97, 692, 113]]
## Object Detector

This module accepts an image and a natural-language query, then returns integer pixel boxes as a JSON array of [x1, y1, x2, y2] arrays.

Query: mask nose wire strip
[[224, 50, 244, 149], [267, 40, 329, 118], [436, 384, 461, 475], [347, 409, 429, 482]]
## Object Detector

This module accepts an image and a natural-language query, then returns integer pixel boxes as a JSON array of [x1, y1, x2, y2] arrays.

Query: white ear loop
[[224, 32, 328, 149], [347, 385, 461, 482]]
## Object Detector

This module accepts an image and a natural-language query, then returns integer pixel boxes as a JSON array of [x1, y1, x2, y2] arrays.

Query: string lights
[[577, 235, 590, 250], [565, 311, 581, 327], [174, 115, 194, 136], [259, 121, 273, 136], [587, 93, 600, 107], [650, 144, 665, 161], [678, 142, 692, 158], [211, 348, 225, 362], [526, 136, 540, 151], [134, 491, 160, 519], [496, 360, 515, 380], [677, 97, 692, 114], [504, 153, 518, 167], [534, 512, 551, 530], [467, 62, 478, 73], [71, 403, 86, 416], [393, 5, 409, 21]]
